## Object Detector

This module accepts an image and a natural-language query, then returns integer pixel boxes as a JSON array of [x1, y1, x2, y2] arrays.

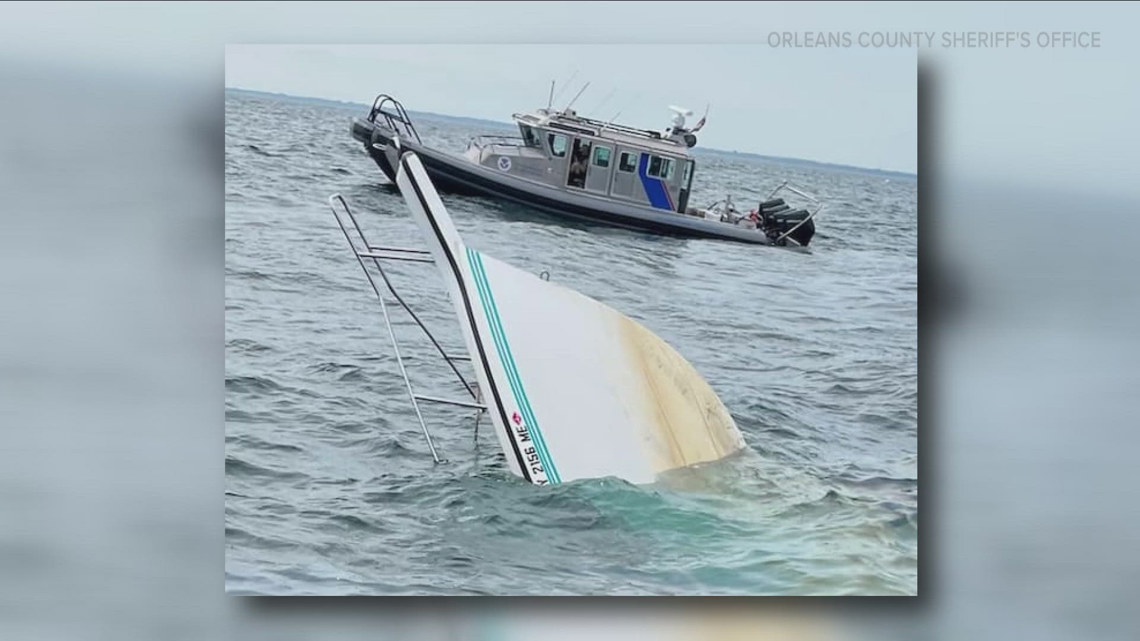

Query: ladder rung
[[358, 250, 434, 263], [413, 394, 486, 411], [368, 245, 430, 256]]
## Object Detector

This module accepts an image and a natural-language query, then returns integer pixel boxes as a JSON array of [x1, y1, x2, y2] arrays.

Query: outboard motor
[[757, 198, 816, 247]]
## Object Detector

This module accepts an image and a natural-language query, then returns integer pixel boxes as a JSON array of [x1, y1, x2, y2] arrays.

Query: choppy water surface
[[225, 91, 917, 595]]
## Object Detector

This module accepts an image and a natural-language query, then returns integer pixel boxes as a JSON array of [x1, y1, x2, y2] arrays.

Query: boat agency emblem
[[497, 156, 511, 172]]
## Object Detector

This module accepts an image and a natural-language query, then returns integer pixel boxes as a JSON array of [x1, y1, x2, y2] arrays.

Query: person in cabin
[[568, 142, 590, 188]]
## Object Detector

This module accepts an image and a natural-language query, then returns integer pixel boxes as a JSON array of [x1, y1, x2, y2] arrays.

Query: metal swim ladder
[[328, 194, 484, 463], [367, 94, 422, 145]]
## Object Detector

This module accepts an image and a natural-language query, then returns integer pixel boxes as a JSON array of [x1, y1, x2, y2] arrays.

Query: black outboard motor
[[757, 198, 816, 247]]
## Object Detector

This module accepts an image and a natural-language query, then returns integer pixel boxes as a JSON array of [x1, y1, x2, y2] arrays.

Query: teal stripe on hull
[[465, 247, 561, 484]]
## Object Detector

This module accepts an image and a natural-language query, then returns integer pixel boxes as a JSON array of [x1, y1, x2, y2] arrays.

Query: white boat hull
[[395, 150, 747, 485]]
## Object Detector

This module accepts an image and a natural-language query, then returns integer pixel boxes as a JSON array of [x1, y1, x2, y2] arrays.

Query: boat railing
[[696, 181, 825, 243], [367, 94, 422, 145], [469, 134, 527, 149], [552, 112, 665, 141], [327, 193, 486, 463], [764, 181, 826, 244]]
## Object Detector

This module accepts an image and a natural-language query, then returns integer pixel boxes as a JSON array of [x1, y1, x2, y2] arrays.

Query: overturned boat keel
[[329, 145, 749, 486]]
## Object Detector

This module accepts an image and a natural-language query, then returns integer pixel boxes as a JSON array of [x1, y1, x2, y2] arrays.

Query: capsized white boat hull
[[394, 150, 747, 486]]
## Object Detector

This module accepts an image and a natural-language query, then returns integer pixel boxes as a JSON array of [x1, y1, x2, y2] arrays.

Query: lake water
[[225, 91, 918, 596]]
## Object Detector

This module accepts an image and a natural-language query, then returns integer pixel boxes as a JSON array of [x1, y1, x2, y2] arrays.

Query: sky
[[225, 44, 917, 174], [2, 1, 1135, 191]]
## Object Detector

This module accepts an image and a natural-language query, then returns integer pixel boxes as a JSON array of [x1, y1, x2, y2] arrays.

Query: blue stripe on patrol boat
[[637, 153, 674, 211]]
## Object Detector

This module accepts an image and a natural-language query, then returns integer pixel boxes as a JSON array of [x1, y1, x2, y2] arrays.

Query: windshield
[[519, 124, 540, 147]]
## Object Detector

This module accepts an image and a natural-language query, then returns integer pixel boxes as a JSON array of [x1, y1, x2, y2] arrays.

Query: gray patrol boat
[[350, 93, 821, 247]]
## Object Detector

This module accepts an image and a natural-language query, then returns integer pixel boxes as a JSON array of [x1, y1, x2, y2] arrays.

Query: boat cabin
[[463, 108, 698, 215]]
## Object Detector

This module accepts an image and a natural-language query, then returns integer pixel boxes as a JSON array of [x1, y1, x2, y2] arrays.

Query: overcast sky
[[4, 2, 1134, 193], [226, 44, 916, 174]]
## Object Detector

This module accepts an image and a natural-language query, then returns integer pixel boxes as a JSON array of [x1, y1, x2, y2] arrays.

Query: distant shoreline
[[226, 87, 917, 180]]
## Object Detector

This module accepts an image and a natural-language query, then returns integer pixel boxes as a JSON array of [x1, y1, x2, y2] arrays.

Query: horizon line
[[225, 86, 918, 178]]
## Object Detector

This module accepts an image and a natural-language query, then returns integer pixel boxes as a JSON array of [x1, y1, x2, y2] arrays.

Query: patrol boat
[[350, 93, 821, 247]]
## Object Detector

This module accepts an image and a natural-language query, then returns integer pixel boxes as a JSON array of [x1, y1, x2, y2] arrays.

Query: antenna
[[599, 111, 621, 133], [600, 92, 640, 131], [564, 81, 591, 112], [586, 87, 616, 118], [547, 79, 555, 110], [550, 69, 578, 106]]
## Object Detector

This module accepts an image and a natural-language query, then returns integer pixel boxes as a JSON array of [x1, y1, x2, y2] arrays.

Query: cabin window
[[647, 155, 675, 181], [648, 155, 662, 177], [618, 152, 637, 173], [592, 146, 611, 168], [519, 124, 540, 147], [548, 133, 568, 157], [682, 160, 693, 186]]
